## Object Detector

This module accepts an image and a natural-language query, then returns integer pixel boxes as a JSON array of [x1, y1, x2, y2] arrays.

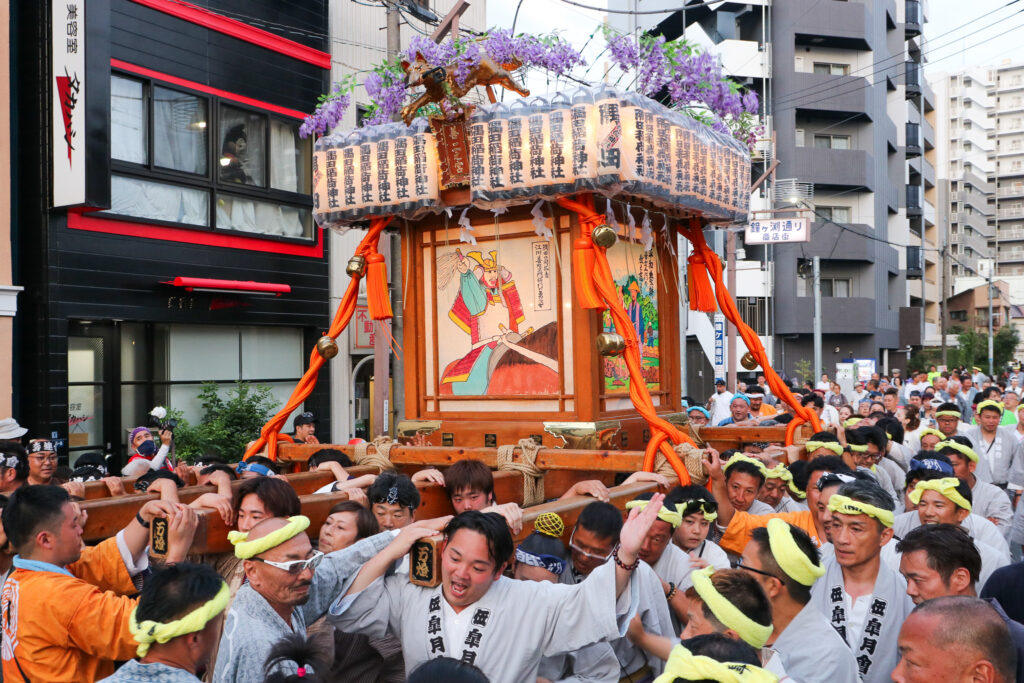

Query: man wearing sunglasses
[[561, 501, 674, 680], [214, 514, 435, 682]]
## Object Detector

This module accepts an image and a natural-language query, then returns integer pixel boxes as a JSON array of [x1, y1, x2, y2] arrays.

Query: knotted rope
[[352, 436, 395, 472], [496, 438, 545, 506]]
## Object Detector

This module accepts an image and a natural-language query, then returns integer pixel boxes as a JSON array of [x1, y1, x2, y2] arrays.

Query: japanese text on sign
[[745, 218, 810, 244], [532, 241, 551, 312]]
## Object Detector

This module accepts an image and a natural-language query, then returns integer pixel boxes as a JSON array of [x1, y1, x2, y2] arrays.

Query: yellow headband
[[978, 400, 1004, 415], [691, 567, 774, 648], [766, 518, 824, 586], [917, 429, 945, 442], [129, 581, 230, 657], [724, 454, 768, 476], [626, 499, 682, 529], [827, 494, 895, 528], [681, 499, 719, 522], [936, 439, 979, 463], [805, 440, 843, 456], [653, 645, 778, 683], [228, 515, 310, 559], [843, 417, 863, 429], [763, 464, 804, 499], [908, 478, 972, 512], [846, 443, 869, 453], [935, 410, 961, 419]]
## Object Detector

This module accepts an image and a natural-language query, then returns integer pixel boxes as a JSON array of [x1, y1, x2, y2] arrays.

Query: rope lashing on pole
[[677, 219, 822, 444], [558, 194, 694, 485], [245, 216, 394, 462]]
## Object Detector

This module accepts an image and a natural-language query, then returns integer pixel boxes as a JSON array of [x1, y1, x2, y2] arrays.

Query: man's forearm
[[712, 477, 735, 525], [346, 550, 399, 596]]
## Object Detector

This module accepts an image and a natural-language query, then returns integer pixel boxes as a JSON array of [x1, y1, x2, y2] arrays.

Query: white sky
[[924, 0, 1024, 73]]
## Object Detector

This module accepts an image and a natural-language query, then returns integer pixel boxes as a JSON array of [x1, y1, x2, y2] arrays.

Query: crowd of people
[[0, 366, 1021, 683]]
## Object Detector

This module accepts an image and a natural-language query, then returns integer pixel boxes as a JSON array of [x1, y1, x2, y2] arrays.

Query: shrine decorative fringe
[[246, 216, 394, 461], [572, 237, 604, 309], [365, 252, 393, 320], [678, 220, 822, 445], [557, 194, 695, 486], [687, 251, 717, 312]]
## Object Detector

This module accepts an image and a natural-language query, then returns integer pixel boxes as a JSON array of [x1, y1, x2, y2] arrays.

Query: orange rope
[[679, 222, 822, 444], [246, 217, 394, 461], [557, 195, 694, 485]]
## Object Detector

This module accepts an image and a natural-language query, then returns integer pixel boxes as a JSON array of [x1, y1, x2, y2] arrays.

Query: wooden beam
[[277, 426, 801, 469]]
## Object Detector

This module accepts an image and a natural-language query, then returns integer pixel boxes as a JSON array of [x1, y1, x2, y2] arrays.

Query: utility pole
[[371, 4, 402, 439], [988, 272, 995, 377], [940, 233, 948, 367], [727, 230, 737, 390], [813, 256, 822, 383]]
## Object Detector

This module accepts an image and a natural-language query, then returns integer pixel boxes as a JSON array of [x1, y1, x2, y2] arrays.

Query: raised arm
[[704, 448, 735, 526], [344, 521, 448, 597], [614, 492, 666, 598]]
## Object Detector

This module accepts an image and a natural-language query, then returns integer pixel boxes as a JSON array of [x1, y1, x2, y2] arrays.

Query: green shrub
[[170, 382, 280, 463]]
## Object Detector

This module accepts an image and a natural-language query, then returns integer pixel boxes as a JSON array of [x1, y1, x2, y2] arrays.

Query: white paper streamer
[[458, 207, 476, 245], [606, 198, 619, 231], [640, 209, 653, 251], [626, 203, 637, 241], [531, 200, 552, 238]]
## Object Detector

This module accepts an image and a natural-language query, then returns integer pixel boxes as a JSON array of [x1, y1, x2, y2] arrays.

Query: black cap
[[715, 379, 726, 386], [294, 412, 316, 427]]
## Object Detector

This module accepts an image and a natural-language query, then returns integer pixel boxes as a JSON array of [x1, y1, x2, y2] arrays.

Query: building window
[[814, 134, 851, 150], [735, 297, 769, 336], [820, 278, 851, 297], [107, 72, 313, 240], [813, 62, 850, 76], [950, 310, 968, 322], [817, 206, 852, 223]]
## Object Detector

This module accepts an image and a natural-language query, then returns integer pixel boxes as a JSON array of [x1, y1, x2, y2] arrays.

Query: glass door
[[68, 322, 119, 467]]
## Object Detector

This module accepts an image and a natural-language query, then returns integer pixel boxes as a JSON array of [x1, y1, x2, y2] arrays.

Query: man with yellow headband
[[757, 464, 805, 514], [213, 515, 424, 681], [936, 437, 1013, 540], [100, 564, 228, 682], [934, 401, 969, 439], [628, 491, 698, 627], [809, 479, 912, 683], [741, 520, 857, 683], [965, 399, 1024, 501], [886, 474, 1010, 588]]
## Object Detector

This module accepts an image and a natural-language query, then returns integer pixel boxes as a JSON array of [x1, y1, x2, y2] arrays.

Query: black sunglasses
[[731, 557, 781, 581]]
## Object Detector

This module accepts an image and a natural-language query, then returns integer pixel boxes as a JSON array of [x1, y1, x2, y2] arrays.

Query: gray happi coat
[[329, 559, 638, 683], [212, 531, 394, 683]]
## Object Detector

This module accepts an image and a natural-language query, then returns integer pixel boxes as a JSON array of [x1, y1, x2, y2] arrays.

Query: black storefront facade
[[12, 0, 331, 466]]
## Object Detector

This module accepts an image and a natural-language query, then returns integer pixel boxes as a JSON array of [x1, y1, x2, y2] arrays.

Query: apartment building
[[610, 0, 935, 386], [931, 68, 995, 278], [991, 63, 1024, 275]]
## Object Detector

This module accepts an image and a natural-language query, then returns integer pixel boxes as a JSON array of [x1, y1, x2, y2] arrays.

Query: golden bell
[[346, 254, 367, 277], [596, 332, 626, 356], [591, 224, 618, 249], [741, 352, 758, 370], [316, 336, 339, 360]]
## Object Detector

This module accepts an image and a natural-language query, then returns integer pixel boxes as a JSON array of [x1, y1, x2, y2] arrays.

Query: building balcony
[[789, 72, 871, 118], [776, 296, 876, 335], [906, 61, 922, 98], [790, 0, 873, 51], [952, 210, 993, 237], [905, 0, 922, 36], [954, 229, 991, 257], [998, 184, 1024, 198], [791, 146, 874, 190], [907, 185, 923, 217], [906, 122, 921, 157], [998, 206, 1024, 220], [998, 248, 1024, 263], [997, 228, 1024, 243]]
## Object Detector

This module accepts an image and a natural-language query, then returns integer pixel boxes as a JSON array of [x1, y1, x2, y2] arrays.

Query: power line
[[770, 15, 1024, 116], [555, 0, 725, 15], [772, 0, 1021, 106]]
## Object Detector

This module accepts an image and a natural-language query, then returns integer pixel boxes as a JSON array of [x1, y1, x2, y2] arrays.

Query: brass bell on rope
[[596, 332, 626, 356], [346, 254, 367, 277], [316, 336, 340, 360], [741, 352, 759, 370], [591, 224, 618, 249]]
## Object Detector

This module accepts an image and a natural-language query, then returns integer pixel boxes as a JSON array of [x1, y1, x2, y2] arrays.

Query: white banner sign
[[52, 0, 86, 207], [713, 313, 725, 380], [745, 218, 809, 244]]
